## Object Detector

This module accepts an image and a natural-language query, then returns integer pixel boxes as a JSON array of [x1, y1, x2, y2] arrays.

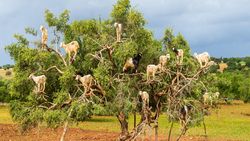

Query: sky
[[0, 0, 250, 66]]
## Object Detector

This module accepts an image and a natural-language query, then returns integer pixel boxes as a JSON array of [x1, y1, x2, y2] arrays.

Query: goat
[[218, 62, 228, 73], [29, 73, 47, 93], [123, 53, 142, 73], [194, 52, 210, 67], [76, 74, 93, 92], [146, 64, 161, 81], [114, 22, 122, 42], [159, 53, 170, 71], [172, 48, 184, 65], [40, 25, 48, 49], [179, 105, 192, 130], [60, 41, 79, 63], [139, 91, 149, 107], [203, 92, 220, 105]]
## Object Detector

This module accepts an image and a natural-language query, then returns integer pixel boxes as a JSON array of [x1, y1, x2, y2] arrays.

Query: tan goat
[[146, 64, 161, 81], [40, 25, 48, 49], [159, 53, 170, 71], [114, 22, 122, 42], [76, 74, 93, 92], [60, 41, 79, 62]]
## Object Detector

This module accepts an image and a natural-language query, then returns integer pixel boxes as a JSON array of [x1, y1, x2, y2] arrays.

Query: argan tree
[[6, 0, 214, 140]]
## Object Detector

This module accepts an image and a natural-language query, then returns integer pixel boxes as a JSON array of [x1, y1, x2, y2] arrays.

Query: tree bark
[[117, 111, 129, 141]]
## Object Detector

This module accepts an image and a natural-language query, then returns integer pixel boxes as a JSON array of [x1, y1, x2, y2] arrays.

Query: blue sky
[[1, 0, 250, 66]]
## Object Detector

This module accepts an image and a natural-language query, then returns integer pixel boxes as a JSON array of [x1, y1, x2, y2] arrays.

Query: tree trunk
[[117, 111, 129, 141], [168, 122, 174, 141], [155, 122, 158, 141], [133, 112, 136, 128]]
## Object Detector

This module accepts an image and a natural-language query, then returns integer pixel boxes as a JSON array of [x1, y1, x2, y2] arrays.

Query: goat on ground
[[203, 92, 220, 105]]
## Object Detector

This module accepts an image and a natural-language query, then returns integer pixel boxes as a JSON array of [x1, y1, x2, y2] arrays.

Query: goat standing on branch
[[123, 53, 142, 73], [60, 41, 79, 64], [172, 48, 184, 65], [29, 73, 47, 93], [114, 22, 122, 42], [194, 52, 210, 67], [146, 64, 161, 82], [76, 74, 93, 94], [40, 25, 48, 49], [159, 53, 170, 71]]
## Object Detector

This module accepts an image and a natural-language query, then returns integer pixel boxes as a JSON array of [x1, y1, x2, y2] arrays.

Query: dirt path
[[0, 124, 240, 141]]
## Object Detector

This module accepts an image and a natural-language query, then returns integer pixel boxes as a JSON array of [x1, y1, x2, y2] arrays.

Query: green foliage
[[25, 27, 37, 36], [44, 110, 67, 128], [71, 101, 92, 121], [111, 0, 131, 23], [0, 79, 11, 102]]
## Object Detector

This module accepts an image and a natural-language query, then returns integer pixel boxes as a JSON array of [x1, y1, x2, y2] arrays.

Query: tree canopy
[[5, 0, 215, 140]]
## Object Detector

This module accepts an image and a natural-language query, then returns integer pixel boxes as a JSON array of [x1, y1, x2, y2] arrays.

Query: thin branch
[[45, 66, 64, 74]]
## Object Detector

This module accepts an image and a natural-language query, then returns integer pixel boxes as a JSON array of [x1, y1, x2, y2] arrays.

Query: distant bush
[[0, 79, 11, 103], [5, 70, 12, 76]]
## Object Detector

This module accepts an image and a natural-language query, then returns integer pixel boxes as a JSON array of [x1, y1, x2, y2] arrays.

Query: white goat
[[40, 25, 48, 49], [172, 48, 184, 65], [29, 73, 47, 93], [159, 53, 170, 71], [60, 41, 79, 62], [203, 92, 220, 105], [147, 64, 161, 81], [139, 91, 149, 106], [114, 22, 122, 42], [194, 52, 210, 67], [76, 74, 93, 92]]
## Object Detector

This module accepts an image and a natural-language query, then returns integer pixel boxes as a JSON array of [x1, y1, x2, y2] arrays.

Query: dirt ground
[[0, 124, 241, 141]]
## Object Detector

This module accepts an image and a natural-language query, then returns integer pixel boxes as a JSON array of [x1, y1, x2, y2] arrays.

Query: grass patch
[[0, 105, 13, 124], [1, 103, 250, 140], [0, 69, 14, 80]]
